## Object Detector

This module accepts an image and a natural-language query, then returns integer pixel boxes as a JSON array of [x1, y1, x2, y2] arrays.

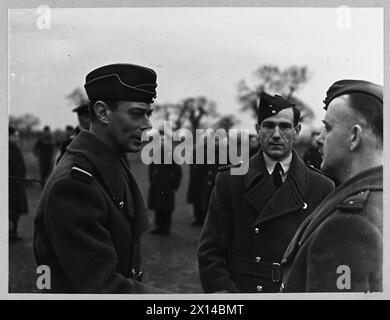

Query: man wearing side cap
[[34, 63, 163, 293], [281, 80, 383, 292], [198, 92, 335, 293]]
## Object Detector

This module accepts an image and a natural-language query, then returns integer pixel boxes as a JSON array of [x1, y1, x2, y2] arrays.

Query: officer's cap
[[258, 91, 295, 124], [84, 63, 157, 104], [72, 103, 89, 115], [323, 79, 383, 110]]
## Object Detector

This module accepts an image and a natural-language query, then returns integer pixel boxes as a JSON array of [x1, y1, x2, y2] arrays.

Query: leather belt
[[228, 254, 282, 282]]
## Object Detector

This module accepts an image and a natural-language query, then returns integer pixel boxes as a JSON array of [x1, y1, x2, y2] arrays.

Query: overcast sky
[[8, 7, 383, 132]]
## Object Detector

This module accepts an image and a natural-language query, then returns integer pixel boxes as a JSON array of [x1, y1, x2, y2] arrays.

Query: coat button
[[254, 227, 260, 234], [255, 256, 261, 263], [118, 201, 124, 209], [302, 202, 308, 210], [256, 285, 263, 292]]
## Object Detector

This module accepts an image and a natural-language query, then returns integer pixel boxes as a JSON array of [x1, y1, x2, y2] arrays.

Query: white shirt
[[263, 152, 292, 183]]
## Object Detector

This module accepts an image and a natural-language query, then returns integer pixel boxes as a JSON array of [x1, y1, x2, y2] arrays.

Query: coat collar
[[67, 130, 125, 206], [244, 150, 308, 226], [67, 130, 151, 232], [298, 165, 383, 245], [282, 165, 383, 267]]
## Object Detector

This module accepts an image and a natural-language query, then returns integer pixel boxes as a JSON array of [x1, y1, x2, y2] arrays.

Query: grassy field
[[9, 148, 204, 294]]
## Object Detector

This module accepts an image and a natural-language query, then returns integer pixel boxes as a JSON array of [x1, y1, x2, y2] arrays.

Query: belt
[[228, 254, 282, 282]]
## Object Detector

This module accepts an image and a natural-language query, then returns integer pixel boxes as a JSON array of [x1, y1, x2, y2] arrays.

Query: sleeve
[[306, 214, 382, 292], [197, 172, 240, 293], [44, 176, 164, 293]]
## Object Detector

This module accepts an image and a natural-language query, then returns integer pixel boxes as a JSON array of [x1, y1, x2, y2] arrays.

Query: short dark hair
[[347, 93, 383, 146], [88, 100, 119, 122]]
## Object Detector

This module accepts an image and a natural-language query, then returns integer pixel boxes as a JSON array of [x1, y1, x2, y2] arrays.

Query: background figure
[[9, 126, 29, 240], [303, 130, 322, 169], [249, 134, 261, 158], [200, 140, 222, 219], [148, 138, 182, 235], [33, 125, 54, 184], [55, 103, 91, 164], [55, 125, 75, 164], [73, 102, 91, 131], [187, 161, 207, 226]]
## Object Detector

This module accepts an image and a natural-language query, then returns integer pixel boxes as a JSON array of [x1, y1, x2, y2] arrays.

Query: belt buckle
[[272, 263, 281, 282]]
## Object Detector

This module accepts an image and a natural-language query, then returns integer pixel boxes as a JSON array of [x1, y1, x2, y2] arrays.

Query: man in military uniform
[[33, 125, 55, 184], [34, 63, 164, 293], [55, 103, 91, 164], [281, 80, 383, 292], [198, 92, 335, 293], [148, 132, 182, 235], [73, 102, 91, 131]]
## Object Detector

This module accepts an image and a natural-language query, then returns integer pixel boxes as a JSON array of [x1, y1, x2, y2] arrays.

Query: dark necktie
[[272, 162, 283, 189]]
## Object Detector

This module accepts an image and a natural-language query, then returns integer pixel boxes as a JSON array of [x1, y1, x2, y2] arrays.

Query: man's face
[[107, 101, 153, 153], [317, 96, 354, 179], [257, 108, 300, 161]]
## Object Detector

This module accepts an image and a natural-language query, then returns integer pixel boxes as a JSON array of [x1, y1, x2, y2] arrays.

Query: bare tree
[[66, 87, 88, 107], [238, 65, 314, 121], [9, 113, 41, 133], [213, 114, 240, 131], [153, 96, 219, 132]]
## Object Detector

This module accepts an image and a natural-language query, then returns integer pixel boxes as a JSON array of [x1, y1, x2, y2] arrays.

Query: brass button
[[254, 227, 260, 234], [255, 256, 261, 263], [302, 202, 308, 210], [118, 201, 124, 209], [256, 285, 263, 292]]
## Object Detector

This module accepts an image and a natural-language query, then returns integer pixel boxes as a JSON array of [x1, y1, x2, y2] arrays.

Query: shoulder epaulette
[[336, 190, 371, 213], [71, 154, 94, 183], [218, 162, 242, 172]]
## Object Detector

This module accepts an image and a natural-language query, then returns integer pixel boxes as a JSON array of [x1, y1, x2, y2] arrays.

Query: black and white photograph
[[3, 0, 387, 301]]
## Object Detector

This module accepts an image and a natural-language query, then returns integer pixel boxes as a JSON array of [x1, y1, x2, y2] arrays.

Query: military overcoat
[[33, 130, 157, 293], [281, 166, 383, 292], [198, 150, 335, 293]]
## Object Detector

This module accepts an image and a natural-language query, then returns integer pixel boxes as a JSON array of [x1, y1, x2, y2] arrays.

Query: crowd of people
[[9, 62, 382, 294]]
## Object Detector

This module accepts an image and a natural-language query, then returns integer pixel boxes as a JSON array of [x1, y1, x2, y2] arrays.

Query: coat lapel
[[120, 159, 151, 238], [245, 150, 308, 226]]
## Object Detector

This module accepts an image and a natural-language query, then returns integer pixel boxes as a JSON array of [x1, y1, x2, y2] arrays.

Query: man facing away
[[34, 63, 165, 293], [281, 80, 383, 292], [198, 92, 335, 293]]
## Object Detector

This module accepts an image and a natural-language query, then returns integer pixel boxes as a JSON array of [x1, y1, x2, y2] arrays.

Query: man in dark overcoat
[[148, 136, 182, 235], [281, 80, 383, 292], [33, 125, 54, 184], [9, 126, 29, 240], [198, 92, 335, 293], [34, 63, 164, 293]]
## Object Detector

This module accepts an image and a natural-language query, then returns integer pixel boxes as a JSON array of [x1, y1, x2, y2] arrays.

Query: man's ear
[[93, 101, 110, 124], [350, 124, 363, 151]]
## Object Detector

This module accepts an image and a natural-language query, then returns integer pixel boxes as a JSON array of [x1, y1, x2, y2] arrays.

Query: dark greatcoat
[[197, 150, 335, 293], [281, 166, 383, 292], [148, 162, 182, 213], [9, 141, 28, 215], [33, 131, 160, 293]]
